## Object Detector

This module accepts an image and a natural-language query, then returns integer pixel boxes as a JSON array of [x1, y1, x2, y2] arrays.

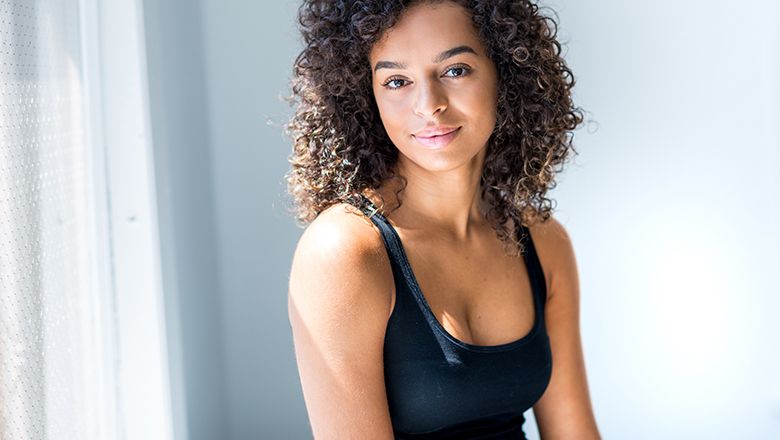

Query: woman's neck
[[380, 153, 488, 239]]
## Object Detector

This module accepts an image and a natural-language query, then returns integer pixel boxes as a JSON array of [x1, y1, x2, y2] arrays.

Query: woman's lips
[[412, 127, 461, 149]]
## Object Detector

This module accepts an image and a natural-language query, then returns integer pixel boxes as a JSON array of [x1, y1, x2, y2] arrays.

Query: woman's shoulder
[[295, 203, 387, 266], [526, 215, 579, 301], [527, 215, 572, 249], [288, 204, 397, 439], [289, 203, 394, 316]]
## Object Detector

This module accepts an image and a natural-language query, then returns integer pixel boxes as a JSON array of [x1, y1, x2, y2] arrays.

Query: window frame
[[80, 0, 183, 438]]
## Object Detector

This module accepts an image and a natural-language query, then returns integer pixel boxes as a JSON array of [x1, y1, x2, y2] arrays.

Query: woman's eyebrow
[[374, 45, 477, 73], [433, 45, 477, 63], [374, 60, 407, 72]]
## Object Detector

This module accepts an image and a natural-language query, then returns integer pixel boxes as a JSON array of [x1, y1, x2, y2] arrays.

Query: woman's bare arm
[[530, 218, 601, 440], [288, 205, 396, 439]]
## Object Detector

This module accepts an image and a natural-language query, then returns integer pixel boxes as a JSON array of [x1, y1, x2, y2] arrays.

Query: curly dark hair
[[286, 0, 583, 253]]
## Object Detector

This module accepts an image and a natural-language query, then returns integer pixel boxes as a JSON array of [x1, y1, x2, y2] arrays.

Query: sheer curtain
[[0, 1, 116, 439], [0, 1, 175, 439]]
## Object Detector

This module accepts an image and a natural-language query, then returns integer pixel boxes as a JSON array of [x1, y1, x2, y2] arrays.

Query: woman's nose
[[414, 80, 447, 116]]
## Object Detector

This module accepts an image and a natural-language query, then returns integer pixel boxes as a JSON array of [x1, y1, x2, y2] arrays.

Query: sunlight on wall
[[592, 198, 776, 436]]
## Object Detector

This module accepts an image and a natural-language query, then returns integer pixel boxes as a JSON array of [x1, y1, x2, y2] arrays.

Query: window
[[0, 1, 178, 438]]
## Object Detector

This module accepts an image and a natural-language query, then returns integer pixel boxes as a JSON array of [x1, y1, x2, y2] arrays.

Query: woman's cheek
[[378, 99, 407, 143]]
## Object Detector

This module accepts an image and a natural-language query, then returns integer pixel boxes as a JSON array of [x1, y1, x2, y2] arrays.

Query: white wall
[[187, 0, 780, 438], [545, 0, 780, 438], [143, 0, 227, 439], [199, 0, 309, 438]]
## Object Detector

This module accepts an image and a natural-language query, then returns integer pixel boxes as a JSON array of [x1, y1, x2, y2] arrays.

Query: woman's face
[[370, 2, 499, 175]]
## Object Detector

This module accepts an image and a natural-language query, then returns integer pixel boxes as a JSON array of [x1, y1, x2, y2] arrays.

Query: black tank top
[[361, 200, 553, 440]]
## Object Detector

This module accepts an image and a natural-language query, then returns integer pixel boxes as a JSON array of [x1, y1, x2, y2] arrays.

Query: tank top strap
[[359, 196, 548, 312], [358, 196, 407, 270], [518, 224, 548, 310]]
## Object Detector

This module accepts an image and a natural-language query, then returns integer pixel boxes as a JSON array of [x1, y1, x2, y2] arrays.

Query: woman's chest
[[400, 235, 537, 347], [382, 281, 552, 437]]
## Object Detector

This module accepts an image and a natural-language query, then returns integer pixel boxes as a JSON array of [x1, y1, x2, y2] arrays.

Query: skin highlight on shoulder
[[296, 204, 386, 264], [289, 202, 396, 326]]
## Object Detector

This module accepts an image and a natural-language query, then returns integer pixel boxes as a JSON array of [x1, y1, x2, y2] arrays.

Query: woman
[[286, 0, 600, 438]]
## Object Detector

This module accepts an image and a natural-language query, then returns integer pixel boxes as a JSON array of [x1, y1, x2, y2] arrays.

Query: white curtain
[[0, 1, 116, 439]]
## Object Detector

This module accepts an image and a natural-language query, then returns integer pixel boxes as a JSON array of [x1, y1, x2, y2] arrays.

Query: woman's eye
[[383, 78, 408, 89], [443, 66, 469, 77]]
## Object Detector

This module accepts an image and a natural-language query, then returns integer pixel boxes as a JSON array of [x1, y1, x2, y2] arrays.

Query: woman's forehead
[[369, 3, 484, 65]]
